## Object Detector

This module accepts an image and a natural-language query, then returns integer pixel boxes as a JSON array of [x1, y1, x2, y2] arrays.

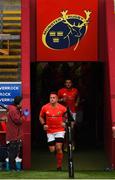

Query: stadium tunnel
[[30, 62, 106, 170]]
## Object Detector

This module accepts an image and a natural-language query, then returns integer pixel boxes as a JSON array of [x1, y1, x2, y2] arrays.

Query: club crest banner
[[37, 0, 98, 61]]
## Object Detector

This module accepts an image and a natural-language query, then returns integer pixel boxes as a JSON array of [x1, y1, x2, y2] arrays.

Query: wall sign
[[37, 0, 98, 61], [0, 82, 21, 110]]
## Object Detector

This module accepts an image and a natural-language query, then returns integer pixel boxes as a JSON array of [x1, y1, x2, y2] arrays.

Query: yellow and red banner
[[37, 0, 98, 61]]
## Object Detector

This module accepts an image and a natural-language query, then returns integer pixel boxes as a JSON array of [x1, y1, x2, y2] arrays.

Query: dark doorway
[[31, 62, 104, 151]]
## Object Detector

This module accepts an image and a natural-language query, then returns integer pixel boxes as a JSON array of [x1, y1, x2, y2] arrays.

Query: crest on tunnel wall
[[42, 10, 91, 51], [37, 0, 98, 61]]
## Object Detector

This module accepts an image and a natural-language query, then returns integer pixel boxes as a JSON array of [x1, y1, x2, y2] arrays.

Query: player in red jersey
[[39, 92, 67, 171], [58, 79, 80, 150]]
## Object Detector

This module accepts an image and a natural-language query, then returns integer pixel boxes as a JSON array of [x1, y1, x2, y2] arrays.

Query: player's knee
[[56, 146, 62, 153], [49, 146, 55, 153], [50, 149, 55, 153]]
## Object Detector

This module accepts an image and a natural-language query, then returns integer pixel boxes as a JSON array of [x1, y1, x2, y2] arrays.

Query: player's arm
[[39, 115, 45, 126], [62, 108, 67, 127], [39, 107, 48, 130], [39, 116, 48, 131], [58, 90, 66, 103], [58, 90, 63, 102], [75, 91, 80, 107]]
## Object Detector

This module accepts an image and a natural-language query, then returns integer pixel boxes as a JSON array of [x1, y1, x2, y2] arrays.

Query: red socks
[[56, 153, 63, 168]]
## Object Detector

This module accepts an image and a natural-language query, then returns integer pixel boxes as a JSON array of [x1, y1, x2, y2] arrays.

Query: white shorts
[[47, 131, 65, 143]]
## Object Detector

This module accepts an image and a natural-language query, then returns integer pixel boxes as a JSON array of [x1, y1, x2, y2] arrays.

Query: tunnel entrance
[[31, 62, 107, 170]]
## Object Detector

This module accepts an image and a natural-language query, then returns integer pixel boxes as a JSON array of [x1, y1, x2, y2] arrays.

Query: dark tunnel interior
[[31, 62, 104, 151]]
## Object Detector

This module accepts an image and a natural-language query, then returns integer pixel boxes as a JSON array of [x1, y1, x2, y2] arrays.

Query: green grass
[[0, 170, 115, 179]]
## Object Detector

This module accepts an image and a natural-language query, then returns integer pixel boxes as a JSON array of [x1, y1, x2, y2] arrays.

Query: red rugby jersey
[[40, 103, 67, 133], [58, 88, 79, 113]]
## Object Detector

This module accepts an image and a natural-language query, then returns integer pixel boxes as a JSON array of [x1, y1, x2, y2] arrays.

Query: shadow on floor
[[31, 146, 108, 171]]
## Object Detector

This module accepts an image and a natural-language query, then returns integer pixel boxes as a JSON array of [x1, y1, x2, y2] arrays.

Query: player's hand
[[43, 124, 48, 130], [63, 97, 66, 102], [62, 122, 66, 128], [59, 98, 64, 102], [59, 97, 67, 102], [75, 102, 78, 107], [71, 121, 75, 128]]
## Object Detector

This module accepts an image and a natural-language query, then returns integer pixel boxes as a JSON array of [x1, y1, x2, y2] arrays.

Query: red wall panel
[[21, 0, 31, 169], [105, 0, 115, 169], [37, 0, 98, 61]]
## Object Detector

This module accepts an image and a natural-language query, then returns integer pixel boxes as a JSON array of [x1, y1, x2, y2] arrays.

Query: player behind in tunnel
[[58, 79, 80, 150]]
